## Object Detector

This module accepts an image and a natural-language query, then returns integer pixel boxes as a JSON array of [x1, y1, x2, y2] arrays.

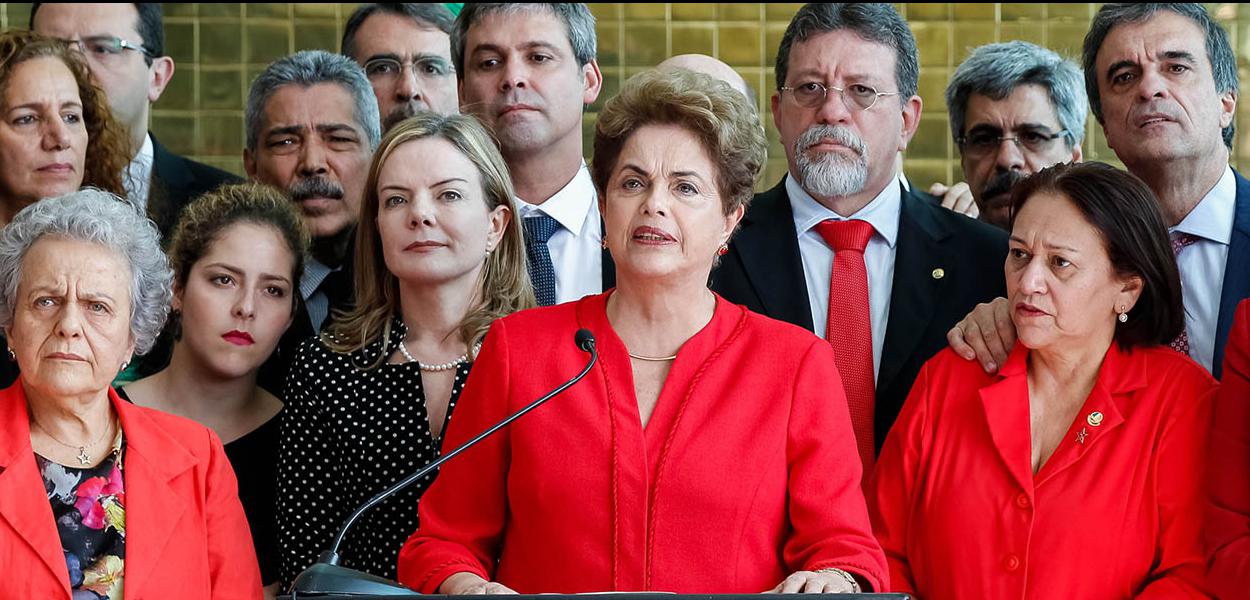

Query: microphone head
[[574, 328, 596, 352]]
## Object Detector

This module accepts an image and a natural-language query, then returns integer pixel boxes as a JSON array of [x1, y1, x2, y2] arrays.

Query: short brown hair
[[591, 68, 766, 217], [1009, 162, 1183, 348], [0, 31, 129, 198]]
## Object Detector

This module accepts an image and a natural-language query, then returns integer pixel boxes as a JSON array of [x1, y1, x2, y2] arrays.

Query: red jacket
[[871, 344, 1214, 599], [1208, 299, 1250, 598], [0, 380, 261, 599], [398, 292, 887, 593]]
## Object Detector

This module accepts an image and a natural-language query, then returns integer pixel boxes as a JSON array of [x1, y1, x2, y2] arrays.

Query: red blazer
[[1208, 299, 1250, 598], [0, 381, 261, 599], [871, 344, 1215, 599], [397, 292, 887, 593]]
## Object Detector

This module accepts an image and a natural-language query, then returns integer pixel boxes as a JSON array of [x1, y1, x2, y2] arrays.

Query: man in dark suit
[[951, 3, 1248, 379], [711, 4, 1007, 469], [31, 4, 239, 239]]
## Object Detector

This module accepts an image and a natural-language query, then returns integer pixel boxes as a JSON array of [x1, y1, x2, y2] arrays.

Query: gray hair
[[342, 3, 455, 61], [1083, 3, 1237, 148], [0, 189, 173, 356], [946, 41, 1087, 149], [775, 3, 918, 99], [245, 50, 382, 151], [452, 3, 597, 79]]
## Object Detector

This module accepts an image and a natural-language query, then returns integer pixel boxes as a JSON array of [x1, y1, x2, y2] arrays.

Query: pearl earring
[[1117, 305, 1128, 323]]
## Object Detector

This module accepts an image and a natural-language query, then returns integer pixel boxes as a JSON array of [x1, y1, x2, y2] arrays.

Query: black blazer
[[710, 179, 1008, 451], [148, 136, 242, 240]]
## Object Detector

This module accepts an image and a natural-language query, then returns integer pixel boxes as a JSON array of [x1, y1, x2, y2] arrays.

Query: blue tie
[[523, 214, 561, 306]]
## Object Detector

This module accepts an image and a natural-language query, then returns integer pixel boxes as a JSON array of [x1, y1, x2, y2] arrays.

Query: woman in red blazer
[[397, 69, 886, 593], [1208, 299, 1250, 598], [871, 163, 1214, 599], [0, 191, 260, 599]]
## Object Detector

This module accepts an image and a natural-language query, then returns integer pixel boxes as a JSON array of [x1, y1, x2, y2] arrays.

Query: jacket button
[[1003, 554, 1021, 571], [1015, 494, 1031, 509]]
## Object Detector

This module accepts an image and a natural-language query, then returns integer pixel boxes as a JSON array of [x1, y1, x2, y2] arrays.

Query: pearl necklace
[[398, 340, 482, 371]]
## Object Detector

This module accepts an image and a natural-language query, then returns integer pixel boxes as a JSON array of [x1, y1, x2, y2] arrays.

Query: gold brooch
[[1087, 411, 1104, 427]]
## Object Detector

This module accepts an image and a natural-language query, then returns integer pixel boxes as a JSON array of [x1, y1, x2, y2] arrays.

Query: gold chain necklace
[[627, 351, 678, 362], [32, 415, 115, 466]]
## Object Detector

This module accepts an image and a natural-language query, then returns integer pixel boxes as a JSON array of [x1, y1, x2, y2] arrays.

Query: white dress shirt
[[516, 164, 604, 305], [1171, 165, 1235, 372], [122, 134, 154, 212], [789, 175, 900, 380]]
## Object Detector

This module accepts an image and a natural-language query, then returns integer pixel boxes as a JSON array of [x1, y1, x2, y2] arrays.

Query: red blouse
[[398, 292, 886, 593], [871, 344, 1214, 599], [1208, 299, 1250, 598]]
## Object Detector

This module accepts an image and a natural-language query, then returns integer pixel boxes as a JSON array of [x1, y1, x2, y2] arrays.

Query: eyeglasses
[[363, 56, 454, 82], [779, 82, 900, 111], [957, 128, 1070, 159], [66, 35, 154, 63]]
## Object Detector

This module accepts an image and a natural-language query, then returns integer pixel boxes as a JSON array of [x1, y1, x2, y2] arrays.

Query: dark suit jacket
[[1213, 170, 1250, 379], [148, 136, 242, 240], [711, 179, 1008, 451]]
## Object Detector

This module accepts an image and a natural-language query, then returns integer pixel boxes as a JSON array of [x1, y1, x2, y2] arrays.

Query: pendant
[[1075, 428, 1087, 444], [76, 447, 91, 465]]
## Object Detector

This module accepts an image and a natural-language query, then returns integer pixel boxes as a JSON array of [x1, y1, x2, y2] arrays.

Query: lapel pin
[[1076, 428, 1087, 444], [1087, 411, 1104, 427], [931, 268, 945, 280]]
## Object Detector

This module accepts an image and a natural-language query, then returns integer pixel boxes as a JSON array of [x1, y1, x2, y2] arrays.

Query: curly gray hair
[[0, 189, 173, 356]]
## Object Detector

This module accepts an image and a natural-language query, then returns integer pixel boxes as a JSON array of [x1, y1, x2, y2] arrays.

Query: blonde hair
[[324, 113, 534, 366]]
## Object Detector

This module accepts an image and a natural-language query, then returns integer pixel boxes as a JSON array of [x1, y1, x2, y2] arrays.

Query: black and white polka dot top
[[275, 318, 469, 586]]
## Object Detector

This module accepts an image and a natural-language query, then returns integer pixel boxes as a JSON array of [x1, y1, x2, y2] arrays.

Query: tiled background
[[1, 3, 1246, 188]]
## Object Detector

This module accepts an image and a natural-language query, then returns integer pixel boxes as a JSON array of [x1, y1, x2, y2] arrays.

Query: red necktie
[[815, 219, 876, 475], [1169, 233, 1199, 356]]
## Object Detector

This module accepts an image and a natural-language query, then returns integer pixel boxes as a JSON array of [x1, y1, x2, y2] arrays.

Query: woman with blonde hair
[[276, 112, 533, 586]]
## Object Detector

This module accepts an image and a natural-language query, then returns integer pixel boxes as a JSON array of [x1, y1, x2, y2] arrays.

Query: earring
[[120, 360, 130, 371], [1117, 305, 1128, 323], [717, 243, 729, 256], [6, 348, 14, 361], [601, 237, 608, 249], [485, 247, 492, 257]]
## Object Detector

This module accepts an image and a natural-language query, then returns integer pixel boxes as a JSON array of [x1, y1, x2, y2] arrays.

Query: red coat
[[0, 380, 261, 599], [1208, 299, 1250, 598], [397, 292, 887, 593], [871, 344, 1214, 599]]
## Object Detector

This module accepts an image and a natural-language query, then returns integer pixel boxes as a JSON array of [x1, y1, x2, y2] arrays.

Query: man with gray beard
[[710, 3, 1007, 475]]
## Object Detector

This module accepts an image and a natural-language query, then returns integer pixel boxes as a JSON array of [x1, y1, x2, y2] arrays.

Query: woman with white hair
[[0, 190, 260, 598]]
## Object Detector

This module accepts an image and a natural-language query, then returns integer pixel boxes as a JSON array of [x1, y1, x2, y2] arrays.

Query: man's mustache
[[289, 176, 345, 202], [982, 170, 1028, 205]]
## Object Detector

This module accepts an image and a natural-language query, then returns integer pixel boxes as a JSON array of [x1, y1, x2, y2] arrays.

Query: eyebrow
[[9, 100, 83, 112], [968, 122, 1058, 132], [1105, 50, 1199, 79], [471, 41, 563, 56], [316, 123, 361, 137], [380, 177, 470, 192], [1009, 236, 1081, 254], [203, 262, 292, 285]]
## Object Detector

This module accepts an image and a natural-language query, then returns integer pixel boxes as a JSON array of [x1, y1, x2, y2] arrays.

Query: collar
[[787, 173, 901, 248], [1172, 164, 1235, 245], [122, 134, 155, 201], [516, 163, 596, 236], [300, 258, 333, 301], [995, 340, 1147, 396]]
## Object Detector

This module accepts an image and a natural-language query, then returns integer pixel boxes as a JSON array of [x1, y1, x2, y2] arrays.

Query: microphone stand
[[287, 330, 598, 597]]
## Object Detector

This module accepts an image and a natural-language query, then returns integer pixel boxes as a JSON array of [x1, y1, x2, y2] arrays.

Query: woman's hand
[[769, 569, 861, 593], [439, 572, 518, 595]]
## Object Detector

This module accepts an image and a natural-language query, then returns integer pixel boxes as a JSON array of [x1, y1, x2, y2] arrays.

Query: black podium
[[281, 594, 909, 600]]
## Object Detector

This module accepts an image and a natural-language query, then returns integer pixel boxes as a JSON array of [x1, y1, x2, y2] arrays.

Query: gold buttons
[[931, 268, 945, 279], [1087, 411, 1104, 427]]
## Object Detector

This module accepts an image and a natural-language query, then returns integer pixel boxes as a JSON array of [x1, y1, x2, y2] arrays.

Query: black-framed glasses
[[67, 35, 155, 62], [957, 128, 1070, 159], [779, 82, 900, 111], [363, 56, 454, 81]]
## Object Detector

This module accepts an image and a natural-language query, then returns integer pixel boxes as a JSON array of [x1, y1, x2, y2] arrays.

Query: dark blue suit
[[1213, 170, 1250, 378]]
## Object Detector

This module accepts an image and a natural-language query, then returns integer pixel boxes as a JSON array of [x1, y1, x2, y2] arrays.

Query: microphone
[[288, 328, 599, 597]]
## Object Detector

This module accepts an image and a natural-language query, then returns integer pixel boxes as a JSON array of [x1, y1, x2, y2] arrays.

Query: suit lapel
[[1215, 169, 1250, 379], [113, 391, 195, 598], [0, 385, 70, 593], [977, 348, 1033, 494], [878, 187, 947, 390], [733, 181, 814, 330]]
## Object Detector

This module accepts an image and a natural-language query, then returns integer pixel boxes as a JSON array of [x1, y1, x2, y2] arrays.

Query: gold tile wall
[[1, 3, 1246, 186]]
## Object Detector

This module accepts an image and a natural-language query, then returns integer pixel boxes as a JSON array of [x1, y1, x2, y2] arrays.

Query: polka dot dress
[[275, 319, 469, 586]]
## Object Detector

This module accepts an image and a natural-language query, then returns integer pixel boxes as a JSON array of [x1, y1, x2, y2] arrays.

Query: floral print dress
[[36, 433, 126, 600]]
